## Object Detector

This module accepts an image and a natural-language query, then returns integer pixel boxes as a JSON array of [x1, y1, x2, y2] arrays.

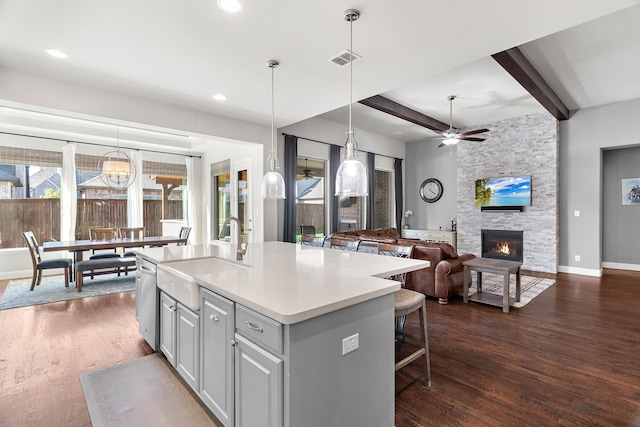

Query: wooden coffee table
[[463, 257, 522, 313]]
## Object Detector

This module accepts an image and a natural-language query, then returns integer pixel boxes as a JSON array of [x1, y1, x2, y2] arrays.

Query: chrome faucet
[[219, 216, 246, 260]]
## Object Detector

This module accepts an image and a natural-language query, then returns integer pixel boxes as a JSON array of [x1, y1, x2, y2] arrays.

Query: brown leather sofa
[[329, 227, 475, 304]]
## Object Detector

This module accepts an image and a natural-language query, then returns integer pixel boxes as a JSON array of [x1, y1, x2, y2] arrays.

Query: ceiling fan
[[437, 95, 489, 148], [298, 158, 314, 179]]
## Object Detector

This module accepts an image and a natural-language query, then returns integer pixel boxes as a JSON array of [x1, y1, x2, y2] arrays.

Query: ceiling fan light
[[442, 137, 459, 146], [261, 171, 286, 199]]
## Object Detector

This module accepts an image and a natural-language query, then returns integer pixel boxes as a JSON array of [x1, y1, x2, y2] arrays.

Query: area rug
[[0, 274, 136, 311], [465, 273, 555, 308], [80, 354, 218, 427]]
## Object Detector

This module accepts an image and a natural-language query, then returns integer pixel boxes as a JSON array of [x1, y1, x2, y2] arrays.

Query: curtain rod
[[0, 130, 201, 159], [282, 132, 399, 160]]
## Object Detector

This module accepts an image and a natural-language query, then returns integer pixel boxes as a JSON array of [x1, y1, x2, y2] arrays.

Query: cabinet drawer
[[236, 305, 283, 355]]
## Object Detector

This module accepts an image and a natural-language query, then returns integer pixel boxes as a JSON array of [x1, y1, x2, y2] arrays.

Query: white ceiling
[[1, 0, 639, 146]]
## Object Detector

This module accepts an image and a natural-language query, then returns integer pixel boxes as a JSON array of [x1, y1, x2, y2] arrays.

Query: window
[[296, 157, 325, 240], [374, 169, 394, 228], [75, 153, 186, 239], [0, 147, 62, 248], [211, 160, 231, 241]]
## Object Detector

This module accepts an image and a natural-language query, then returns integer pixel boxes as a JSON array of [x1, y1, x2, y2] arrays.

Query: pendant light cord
[[349, 16, 353, 137], [271, 63, 276, 170], [267, 60, 280, 171]]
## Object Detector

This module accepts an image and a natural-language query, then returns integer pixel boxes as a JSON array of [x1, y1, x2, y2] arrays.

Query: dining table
[[43, 236, 188, 263]]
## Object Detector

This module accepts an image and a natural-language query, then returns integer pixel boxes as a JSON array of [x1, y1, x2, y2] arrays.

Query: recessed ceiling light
[[45, 49, 68, 59], [217, 0, 243, 13], [212, 93, 227, 101]]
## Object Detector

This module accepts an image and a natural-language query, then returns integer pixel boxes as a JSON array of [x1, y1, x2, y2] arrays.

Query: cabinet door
[[176, 303, 200, 391], [200, 289, 235, 427], [234, 334, 283, 427], [159, 292, 177, 367]]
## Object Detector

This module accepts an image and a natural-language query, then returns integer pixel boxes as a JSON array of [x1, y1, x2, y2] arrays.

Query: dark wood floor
[[0, 271, 639, 426]]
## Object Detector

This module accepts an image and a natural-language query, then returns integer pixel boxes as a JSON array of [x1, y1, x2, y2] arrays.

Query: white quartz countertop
[[147, 241, 429, 324], [134, 243, 233, 264]]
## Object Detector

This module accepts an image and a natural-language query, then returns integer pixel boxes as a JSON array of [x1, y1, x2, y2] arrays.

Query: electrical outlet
[[342, 333, 359, 356], [575, 255, 581, 262]]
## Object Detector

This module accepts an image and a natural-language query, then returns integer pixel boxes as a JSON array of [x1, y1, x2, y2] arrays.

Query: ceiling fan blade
[[459, 128, 490, 137], [459, 137, 486, 142], [437, 142, 446, 148]]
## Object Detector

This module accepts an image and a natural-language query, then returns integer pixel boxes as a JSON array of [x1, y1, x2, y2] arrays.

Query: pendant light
[[261, 60, 286, 199], [335, 8, 367, 197], [100, 127, 136, 189]]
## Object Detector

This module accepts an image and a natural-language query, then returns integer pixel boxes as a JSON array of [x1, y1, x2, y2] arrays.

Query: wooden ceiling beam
[[492, 47, 569, 121], [358, 95, 449, 132]]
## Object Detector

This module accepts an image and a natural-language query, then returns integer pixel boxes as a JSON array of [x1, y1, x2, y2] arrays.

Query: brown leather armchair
[[405, 243, 475, 304]]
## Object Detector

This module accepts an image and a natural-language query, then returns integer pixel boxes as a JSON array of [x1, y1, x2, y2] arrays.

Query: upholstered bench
[[75, 257, 136, 292]]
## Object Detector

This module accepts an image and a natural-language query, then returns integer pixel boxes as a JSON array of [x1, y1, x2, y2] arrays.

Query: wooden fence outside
[[296, 204, 325, 236], [0, 199, 183, 249]]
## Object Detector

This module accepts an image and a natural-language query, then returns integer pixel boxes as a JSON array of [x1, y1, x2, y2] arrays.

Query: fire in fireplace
[[481, 229, 523, 262]]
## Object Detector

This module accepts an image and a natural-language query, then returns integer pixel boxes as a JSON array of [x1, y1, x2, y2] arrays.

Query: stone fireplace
[[481, 229, 524, 262]]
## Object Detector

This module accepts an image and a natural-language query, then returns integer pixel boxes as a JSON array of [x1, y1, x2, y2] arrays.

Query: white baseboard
[[601, 262, 640, 272], [558, 265, 603, 277], [0, 269, 34, 281]]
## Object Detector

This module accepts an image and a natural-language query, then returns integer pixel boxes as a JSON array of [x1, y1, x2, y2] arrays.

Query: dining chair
[[88, 227, 120, 279], [88, 227, 121, 260], [22, 231, 72, 291], [178, 226, 191, 245], [299, 225, 316, 237], [328, 237, 360, 252], [300, 235, 325, 247], [118, 227, 145, 257], [355, 240, 379, 254]]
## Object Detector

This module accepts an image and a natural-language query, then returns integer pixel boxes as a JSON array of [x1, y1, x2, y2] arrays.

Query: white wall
[[0, 68, 272, 279], [280, 116, 406, 239], [560, 96, 640, 275], [404, 140, 458, 230]]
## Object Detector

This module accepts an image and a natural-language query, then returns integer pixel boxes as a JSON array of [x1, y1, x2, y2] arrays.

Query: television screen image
[[475, 175, 531, 207]]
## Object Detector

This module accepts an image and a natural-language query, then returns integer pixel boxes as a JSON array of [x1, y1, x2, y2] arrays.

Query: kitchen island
[[135, 241, 429, 427]]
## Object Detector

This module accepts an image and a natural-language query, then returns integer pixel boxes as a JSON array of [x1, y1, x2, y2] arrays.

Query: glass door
[[232, 158, 252, 245]]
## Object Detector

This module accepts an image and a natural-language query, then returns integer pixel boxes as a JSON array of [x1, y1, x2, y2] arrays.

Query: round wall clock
[[420, 178, 443, 203]]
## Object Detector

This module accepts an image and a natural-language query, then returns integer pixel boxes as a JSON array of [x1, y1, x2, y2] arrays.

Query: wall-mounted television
[[475, 175, 531, 207]]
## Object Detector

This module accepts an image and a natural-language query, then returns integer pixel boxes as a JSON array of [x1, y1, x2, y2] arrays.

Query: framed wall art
[[621, 177, 640, 205]]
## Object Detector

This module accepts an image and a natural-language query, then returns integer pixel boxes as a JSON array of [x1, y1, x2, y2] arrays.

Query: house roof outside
[[0, 170, 21, 185]]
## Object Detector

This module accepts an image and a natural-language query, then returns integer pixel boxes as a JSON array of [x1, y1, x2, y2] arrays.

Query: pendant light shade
[[335, 9, 367, 197], [261, 60, 286, 199], [335, 132, 367, 196], [101, 127, 136, 189]]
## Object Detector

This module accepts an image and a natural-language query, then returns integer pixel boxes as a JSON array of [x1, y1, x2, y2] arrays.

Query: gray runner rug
[[80, 353, 219, 427]]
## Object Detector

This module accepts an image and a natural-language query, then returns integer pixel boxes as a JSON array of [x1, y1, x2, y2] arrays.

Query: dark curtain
[[366, 151, 375, 229], [329, 144, 341, 234], [283, 135, 298, 243], [394, 158, 403, 232]]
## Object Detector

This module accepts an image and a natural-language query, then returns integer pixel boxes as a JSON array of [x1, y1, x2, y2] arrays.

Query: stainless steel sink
[[157, 257, 250, 311]]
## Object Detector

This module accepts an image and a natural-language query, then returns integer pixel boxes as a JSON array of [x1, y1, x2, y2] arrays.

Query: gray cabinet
[[160, 291, 200, 391], [200, 288, 235, 427], [161, 288, 393, 427], [159, 291, 177, 367], [177, 304, 200, 391], [234, 334, 283, 427]]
